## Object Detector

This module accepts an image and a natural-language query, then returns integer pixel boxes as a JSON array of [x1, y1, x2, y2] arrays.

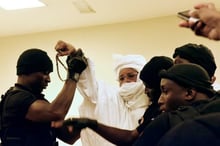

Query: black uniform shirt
[[1, 84, 56, 146]]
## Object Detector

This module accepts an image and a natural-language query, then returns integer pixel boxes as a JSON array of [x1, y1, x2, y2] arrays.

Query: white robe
[[77, 58, 150, 146]]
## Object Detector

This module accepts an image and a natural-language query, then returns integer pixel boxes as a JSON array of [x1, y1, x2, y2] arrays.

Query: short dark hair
[[173, 43, 216, 78]]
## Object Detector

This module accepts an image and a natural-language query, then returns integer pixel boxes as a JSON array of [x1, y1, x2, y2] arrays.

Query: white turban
[[113, 54, 146, 78]]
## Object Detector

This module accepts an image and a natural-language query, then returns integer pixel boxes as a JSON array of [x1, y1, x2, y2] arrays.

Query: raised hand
[[66, 49, 88, 82], [55, 40, 76, 56]]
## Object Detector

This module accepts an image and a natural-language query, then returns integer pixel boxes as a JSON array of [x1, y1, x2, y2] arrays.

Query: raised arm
[[26, 44, 88, 124], [63, 117, 139, 146], [54, 40, 101, 102]]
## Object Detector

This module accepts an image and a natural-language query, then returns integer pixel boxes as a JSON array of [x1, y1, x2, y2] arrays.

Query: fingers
[[208, 31, 220, 40], [207, 3, 216, 9], [55, 40, 76, 56], [179, 21, 190, 27], [178, 9, 200, 28], [194, 2, 215, 10], [189, 10, 199, 19], [189, 21, 206, 37], [55, 40, 68, 56], [67, 125, 74, 133], [179, 19, 197, 28], [55, 40, 67, 51], [194, 3, 208, 9], [51, 120, 64, 128]]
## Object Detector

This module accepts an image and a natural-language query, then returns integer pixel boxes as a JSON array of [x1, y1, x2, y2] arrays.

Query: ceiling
[[0, 0, 220, 37]]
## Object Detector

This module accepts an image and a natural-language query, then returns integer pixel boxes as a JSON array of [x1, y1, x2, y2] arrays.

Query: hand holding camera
[[66, 49, 88, 82]]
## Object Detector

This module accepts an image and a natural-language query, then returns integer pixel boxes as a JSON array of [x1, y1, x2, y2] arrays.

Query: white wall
[[0, 15, 220, 146]]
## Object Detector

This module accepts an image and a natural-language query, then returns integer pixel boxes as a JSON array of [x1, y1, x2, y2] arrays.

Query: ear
[[185, 88, 196, 101]]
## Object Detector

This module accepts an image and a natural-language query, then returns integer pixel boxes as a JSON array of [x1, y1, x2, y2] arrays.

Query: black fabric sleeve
[[133, 112, 171, 146], [136, 103, 161, 134]]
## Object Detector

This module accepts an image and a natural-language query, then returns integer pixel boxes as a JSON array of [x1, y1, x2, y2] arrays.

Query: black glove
[[66, 49, 88, 82], [63, 117, 98, 130]]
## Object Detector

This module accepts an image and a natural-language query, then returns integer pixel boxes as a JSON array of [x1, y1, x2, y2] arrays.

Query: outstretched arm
[[93, 123, 139, 146], [63, 118, 140, 146]]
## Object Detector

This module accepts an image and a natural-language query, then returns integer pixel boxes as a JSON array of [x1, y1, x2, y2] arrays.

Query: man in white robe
[[77, 54, 150, 146]]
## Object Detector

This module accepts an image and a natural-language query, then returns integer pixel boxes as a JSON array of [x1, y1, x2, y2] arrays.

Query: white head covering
[[113, 54, 146, 78]]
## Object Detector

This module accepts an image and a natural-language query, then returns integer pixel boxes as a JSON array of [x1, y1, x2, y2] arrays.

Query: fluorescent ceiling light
[[73, 0, 95, 13], [0, 0, 46, 10]]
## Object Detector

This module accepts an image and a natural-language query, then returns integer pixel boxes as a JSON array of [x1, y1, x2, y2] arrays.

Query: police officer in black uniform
[[0, 47, 87, 146]]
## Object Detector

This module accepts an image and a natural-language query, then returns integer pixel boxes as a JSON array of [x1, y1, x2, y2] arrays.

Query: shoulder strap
[[0, 87, 31, 135], [0, 87, 15, 136], [200, 98, 220, 114], [168, 106, 200, 127]]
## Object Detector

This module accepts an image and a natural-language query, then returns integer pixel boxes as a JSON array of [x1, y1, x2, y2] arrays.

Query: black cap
[[159, 63, 215, 97], [173, 43, 216, 78], [16, 48, 53, 75], [140, 56, 174, 89]]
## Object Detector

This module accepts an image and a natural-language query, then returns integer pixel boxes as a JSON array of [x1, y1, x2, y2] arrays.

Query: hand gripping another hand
[[63, 117, 98, 130]]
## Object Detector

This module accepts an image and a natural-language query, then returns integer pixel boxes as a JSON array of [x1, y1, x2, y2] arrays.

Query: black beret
[[16, 48, 53, 75], [159, 63, 215, 97]]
